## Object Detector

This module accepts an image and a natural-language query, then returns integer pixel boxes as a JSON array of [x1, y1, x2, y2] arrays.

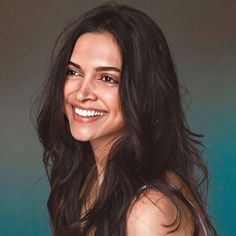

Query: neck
[[91, 140, 109, 185], [90, 134, 124, 185]]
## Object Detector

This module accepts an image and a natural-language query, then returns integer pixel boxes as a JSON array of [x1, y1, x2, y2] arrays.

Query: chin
[[71, 133, 90, 142]]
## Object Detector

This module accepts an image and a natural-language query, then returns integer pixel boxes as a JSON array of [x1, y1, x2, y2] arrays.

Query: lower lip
[[72, 110, 107, 124]]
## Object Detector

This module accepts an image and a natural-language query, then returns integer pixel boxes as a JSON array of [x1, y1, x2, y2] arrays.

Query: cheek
[[63, 82, 73, 116], [64, 79, 79, 97], [64, 80, 71, 99], [64, 81, 69, 102], [103, 89, 120, 110], [106, 91, 124, 124]]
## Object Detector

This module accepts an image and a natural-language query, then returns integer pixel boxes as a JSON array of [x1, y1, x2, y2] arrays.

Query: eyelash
[[100, 75, 118, 84], [66, 69, 81, 76], [66, 68, 119, 85]]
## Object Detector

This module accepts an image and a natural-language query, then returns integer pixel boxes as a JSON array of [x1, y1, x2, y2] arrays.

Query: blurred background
[[1, 0, 235, 235]]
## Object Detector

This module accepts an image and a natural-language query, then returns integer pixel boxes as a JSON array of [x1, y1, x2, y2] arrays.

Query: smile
[[74, 107, 107, 117]]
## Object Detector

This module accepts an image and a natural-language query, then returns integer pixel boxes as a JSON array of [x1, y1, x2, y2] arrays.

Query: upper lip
[[72, 104, 107, 113]]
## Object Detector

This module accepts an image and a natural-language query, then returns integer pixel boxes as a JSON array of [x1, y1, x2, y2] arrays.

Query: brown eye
[[101, 76, 118, 84], [67, 69, 79, 76]]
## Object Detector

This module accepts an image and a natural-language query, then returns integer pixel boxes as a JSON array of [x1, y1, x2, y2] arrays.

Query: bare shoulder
[[126, 172, 194, 236]]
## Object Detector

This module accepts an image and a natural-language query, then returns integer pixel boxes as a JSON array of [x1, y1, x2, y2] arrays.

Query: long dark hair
[[35, 2, 217, 236]]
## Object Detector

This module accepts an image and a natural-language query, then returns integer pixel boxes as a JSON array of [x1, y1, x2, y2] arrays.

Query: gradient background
[[1, 0, 235, 235]]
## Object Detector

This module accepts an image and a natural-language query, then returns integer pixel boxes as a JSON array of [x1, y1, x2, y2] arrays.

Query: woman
[[36, 3, 217, 236]]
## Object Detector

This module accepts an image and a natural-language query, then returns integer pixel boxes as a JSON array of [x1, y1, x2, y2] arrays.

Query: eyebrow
[[68, 61, 121, 73]]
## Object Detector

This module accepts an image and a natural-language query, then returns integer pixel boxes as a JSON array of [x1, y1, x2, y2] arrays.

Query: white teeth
[[74, 107, 105, 117], [82, 110, 87, 116]]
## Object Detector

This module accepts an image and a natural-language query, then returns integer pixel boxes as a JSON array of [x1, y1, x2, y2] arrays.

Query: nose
[[75, 76, 97, 102]]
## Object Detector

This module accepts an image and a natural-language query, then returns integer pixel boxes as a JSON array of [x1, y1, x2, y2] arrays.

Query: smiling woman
[[35, 2, 217, 236], [64, 32, 125, 158]]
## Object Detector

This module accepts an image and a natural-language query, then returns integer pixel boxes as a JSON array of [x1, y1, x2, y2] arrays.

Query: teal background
[[1, 0, 235, 235]]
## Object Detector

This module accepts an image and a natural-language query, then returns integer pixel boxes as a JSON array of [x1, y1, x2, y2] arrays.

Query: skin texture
[[64, 32, 125, 163], [126, 171, 206, 236], [127, 189, 193, 235]]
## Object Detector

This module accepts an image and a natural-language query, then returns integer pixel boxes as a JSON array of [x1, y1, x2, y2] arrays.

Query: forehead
[[70, 32, 122, 68]]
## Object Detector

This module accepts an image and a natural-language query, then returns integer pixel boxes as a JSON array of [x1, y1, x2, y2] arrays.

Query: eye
[[100, 75, 119, 84], [66, 68, 81, 77]]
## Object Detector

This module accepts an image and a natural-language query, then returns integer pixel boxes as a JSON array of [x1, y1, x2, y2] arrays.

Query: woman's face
[[64, 32, 125, 150]]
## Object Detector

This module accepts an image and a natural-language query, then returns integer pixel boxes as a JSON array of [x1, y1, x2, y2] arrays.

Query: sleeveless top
[[138, 184, 208, 236]]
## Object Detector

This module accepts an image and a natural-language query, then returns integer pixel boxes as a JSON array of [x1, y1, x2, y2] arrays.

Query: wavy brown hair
[[35, 2, 217, 236]]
